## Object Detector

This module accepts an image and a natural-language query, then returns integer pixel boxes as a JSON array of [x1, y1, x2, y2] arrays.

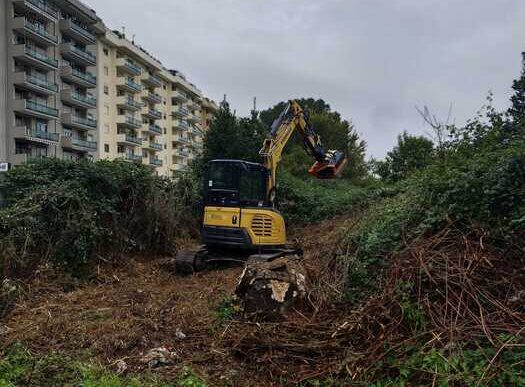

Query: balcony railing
[[125, 98, 142, 109], [25, 128, 59, 142], [125, 135, 142, 145], [125, 79, 142, 92], [70, 21, 96, 43], [72, 68, 96, 85], [24, 19, 58, 43], [26, 100, 58, 117], [143, 91, 162, 102], [172, 106, 189, 117], [72, 92, 97, 106], [146, 109, 162, 119], [24, 45, 58, 67], [124, 60, 141, 74], [26, 74, 58, 92], [72, 138, 97, 150], [123, 153, 142, 162], [149, 124, 162, 134], [26, 0, 58, 18], [149, 158, 163, 167], [150, 143, 162, 151], [72, 115, 97, 128], [71, 45, 96, 63], [123, 116, 142, 127]]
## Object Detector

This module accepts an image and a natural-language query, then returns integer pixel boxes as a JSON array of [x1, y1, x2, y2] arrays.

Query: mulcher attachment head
[[308, 150, 348, 179]]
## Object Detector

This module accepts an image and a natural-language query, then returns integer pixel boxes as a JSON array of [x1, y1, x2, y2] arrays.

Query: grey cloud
[[84, 0, 525, 157]]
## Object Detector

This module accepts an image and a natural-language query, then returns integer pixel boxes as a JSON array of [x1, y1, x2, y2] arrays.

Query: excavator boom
[[260, 100, 347, 194]]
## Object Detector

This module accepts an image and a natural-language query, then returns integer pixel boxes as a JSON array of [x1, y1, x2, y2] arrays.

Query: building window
[[104, 85, 109, 95], [103, 47, 109, 56], [117, 145, 124, 153], [104, 144, 110, 153], [163, 128, 167, 134], [104, 66, 109, 76]]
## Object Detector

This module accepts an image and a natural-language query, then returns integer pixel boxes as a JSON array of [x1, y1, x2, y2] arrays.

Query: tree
[[202, 103, 265, 164], [508, 55, 525, 125], [375, 132, 434, 182]]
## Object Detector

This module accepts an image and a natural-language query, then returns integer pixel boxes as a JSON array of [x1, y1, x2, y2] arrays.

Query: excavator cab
[[203, 160, 269, 209], [200, 160, 286, 250]]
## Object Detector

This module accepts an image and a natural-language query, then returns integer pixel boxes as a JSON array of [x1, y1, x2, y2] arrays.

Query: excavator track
[[175, 246, 302, 275]]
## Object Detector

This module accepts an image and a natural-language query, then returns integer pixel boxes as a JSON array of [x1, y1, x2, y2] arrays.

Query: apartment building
[[97, 29, 217, 176], [1, 0, 218, 177], [0, 0, 103, 165]]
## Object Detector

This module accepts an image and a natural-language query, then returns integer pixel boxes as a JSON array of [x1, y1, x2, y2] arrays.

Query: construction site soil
[[1, 216, 355, 386]]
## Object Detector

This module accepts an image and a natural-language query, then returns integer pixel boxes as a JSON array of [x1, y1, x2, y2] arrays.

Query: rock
[[175, 328, 187, 340], [235, 255, 307, 321], [141, 347, 178, 368], [115, 359, 128, 375]]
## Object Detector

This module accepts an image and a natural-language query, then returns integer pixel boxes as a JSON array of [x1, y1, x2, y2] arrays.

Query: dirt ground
[[1, 216, 355, 386]]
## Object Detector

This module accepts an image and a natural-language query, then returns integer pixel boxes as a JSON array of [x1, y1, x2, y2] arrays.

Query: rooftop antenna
[[132, 34, 136, 44], [122, 26, 125, 38], [253, 97, 257, 112]]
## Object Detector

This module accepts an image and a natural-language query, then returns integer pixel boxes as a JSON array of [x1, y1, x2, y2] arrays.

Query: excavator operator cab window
[[204, 161, 269, 208]]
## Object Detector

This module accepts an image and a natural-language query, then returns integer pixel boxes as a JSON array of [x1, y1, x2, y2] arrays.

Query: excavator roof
[[208, 159, 266, 170]]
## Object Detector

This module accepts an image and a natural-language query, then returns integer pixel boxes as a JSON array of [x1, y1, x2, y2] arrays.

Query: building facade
[[0, 0, 218, 177], [0, 0, 103, 166]]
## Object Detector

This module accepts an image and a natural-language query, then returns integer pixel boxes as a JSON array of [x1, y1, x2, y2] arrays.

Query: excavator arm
[[259, 100, 347, 200]]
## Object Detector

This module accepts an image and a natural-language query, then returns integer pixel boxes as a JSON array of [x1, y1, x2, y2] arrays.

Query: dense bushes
[[0, 159, 199, 278], [276, 170, 379, 223], [336, 100, 525, 384]]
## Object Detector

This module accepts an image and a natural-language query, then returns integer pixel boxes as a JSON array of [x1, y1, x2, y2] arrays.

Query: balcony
[[60, 43, 96, 66], [143, 74, 162, 88], [61, 136, 97, 152], [148, 158, 163, 167], [12, 17, 58, 46], [121, 153, 142, 163], [116, 96, 142, 111], [117, 134, 142, 147], [62, 112, 97, 131], [187, 113, 200, 123], [173, 120, 189, 131], [14, 99, 58, 119], [178, 148, 190, 157], [117, 77, 142, 94], [13, 44, 58, 71], [142, 90, 162, 104], [60, 88, 96, 109], [12, 0, 58, 21], [59, 19, 96, 45], [116, 58, 141, 76], [173, 136, 189, 145], [116, 115, 143, 130], [143, 124, 162, 135], [60, 65, 96, 88], [13, 126, 59, 144], [13, 72, 57, 95], [143, 141, 163, 151], [142, 107, 162, 120], [172, 90, 188, 103], [172, 106, 189, 118], [187, 99, 200, 110]]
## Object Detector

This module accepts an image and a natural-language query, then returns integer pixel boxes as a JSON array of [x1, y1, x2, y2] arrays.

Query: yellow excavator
[[175, 100, 347, 274]]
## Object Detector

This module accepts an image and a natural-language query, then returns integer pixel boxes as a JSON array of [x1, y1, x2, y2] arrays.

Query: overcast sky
[[84, 0, 525, 158]]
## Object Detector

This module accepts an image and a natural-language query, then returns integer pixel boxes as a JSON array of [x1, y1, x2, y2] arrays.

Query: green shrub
[[0, 159, 200, 278]]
